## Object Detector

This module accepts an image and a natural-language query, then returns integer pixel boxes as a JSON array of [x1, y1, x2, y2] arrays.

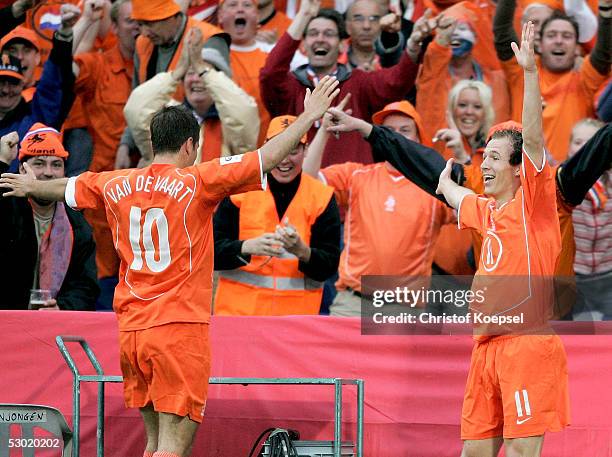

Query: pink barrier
[[1, 311, 612, 456]]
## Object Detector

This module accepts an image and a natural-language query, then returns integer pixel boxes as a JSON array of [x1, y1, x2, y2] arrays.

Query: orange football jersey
[[458, 150, 562, 339], [65, 151, 265, 330]]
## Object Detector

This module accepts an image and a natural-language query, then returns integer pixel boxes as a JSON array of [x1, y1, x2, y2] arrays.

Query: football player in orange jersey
[[0, 75, 339, 457], [437, 23, 569, 456]]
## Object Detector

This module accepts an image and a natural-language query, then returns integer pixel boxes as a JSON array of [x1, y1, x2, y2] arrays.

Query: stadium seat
[[0, 404, 73, 457]]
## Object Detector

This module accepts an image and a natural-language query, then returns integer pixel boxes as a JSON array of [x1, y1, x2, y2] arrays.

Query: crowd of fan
[[0, 0, 610, 317]]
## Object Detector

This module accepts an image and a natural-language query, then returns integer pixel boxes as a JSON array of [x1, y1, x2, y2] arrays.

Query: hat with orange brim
[[266, 115, 308, 144], [372, 100, 431, 147], [0, 26, 41, 52]]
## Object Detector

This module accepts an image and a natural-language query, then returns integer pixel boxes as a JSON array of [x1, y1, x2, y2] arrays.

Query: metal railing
[[56, 335, 364, 457]]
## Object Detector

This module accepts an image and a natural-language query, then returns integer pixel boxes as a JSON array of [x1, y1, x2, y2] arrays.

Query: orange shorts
[[461, 334, 570, 440], [118, 323, 211, 423]]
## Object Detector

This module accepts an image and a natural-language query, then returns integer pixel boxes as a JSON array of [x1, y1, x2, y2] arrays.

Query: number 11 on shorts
[[515, 389, 532, 424]]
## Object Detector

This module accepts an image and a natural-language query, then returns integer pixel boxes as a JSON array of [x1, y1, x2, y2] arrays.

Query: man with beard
[[0, 124, 98, 311], [494, 0, 611, 161]]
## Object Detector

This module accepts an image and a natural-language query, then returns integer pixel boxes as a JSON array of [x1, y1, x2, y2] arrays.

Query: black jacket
[[213, 173, 341, 282], [367, 123, 612, 208], [0, 162, 99, 310]]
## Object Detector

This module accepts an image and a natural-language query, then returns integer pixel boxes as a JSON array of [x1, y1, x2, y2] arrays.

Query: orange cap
[[0, 26, 41, 52], [372, 100, 431, 147], [131, 0, 181, 21], [266, 115, 307, 144], [19, 123, 69, 161], [487, 120, 522, 142]]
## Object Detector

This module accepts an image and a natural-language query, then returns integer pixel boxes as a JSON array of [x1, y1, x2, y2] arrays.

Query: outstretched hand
[[434, 14, 456, 47], [322, 93, 352, 130], [303, 76, 340, 122], [172, 30, 193, 80], [436, 158, 454, 195], [511, 21, 536, 72], [0, 162, 37, 198], [187, 28, 204, 64], [408, 9, 437, 46]]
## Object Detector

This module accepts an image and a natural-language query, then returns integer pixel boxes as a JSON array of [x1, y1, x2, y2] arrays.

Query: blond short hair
[[448, 79, 495, 144]]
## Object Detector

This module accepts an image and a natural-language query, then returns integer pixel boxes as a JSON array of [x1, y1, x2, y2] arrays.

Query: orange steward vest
[[214, 174, 334, 316]]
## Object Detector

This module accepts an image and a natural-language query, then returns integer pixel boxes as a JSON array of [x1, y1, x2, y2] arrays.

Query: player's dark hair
[[490, 129, 523, 165], [304, 9, 348, 39], [540, 10, 579, 42], [150, 106, 200, 155]]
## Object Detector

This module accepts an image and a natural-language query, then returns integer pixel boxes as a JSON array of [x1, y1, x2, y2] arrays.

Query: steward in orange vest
[[213, 115, 341, 315]]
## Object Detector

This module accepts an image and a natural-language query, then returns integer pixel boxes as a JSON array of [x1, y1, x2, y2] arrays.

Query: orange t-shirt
[[458, 150, 561, 339], [64, 32, 119, 131], [463, 159, 576, 278], [259, 10, 292, 39], [229, 43, 271, 145], [74, 46, 133, 173], [502, 55, 607, 163], [64, 150, 265, 330], [74, 46, 134, 279], [416, 41, 510, 142], [321, 162, 454, 292]]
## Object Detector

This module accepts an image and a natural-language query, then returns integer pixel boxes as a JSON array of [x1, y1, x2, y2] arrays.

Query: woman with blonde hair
[[432, 79, 495, 164], [429, 80, 495, 277]]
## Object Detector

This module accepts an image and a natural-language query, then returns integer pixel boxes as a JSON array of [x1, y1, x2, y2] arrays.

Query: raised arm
[[72, 0, 106, 62], [0, 162, 69, 201], [557, 123, 612, 206], [260, 0, 320, 117], [324, 108, 466, 204], [590, 0, 612, 75], [260, 76, 340, 172], [302, 94, 352, 177], [0, 0, 29, 39], [493, 0, 519, 62], [287, 0, 320, 40], [512, 22, 543, 166], [436, 158, 475, 209]]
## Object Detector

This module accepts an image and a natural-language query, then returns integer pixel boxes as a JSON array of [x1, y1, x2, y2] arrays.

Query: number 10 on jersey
[[129, 206, 171, 272]]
